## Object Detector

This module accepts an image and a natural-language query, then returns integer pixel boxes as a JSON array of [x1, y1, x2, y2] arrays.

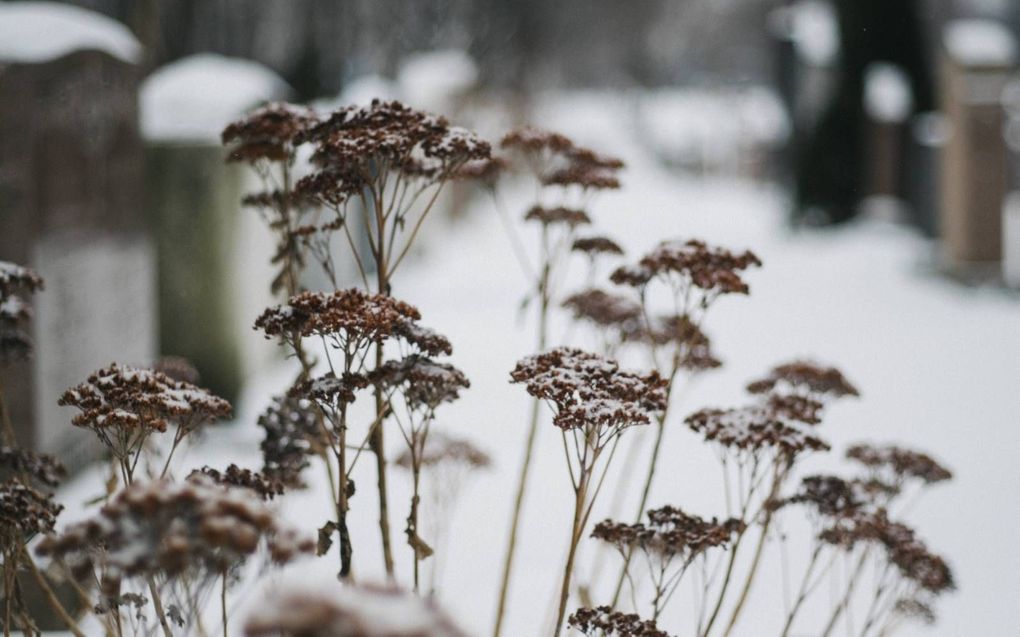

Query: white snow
[[786, 0, 840, 67], [865, 63, 913, 123], [49, 90, 1020, 637], [140, 53, 291, 142], [397, 49, 478, 112], [944, 19, 1018, 67], [0, 2, 141, 64]]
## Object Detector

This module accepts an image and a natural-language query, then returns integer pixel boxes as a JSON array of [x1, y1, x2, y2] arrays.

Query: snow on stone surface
[[944, 19, 1018, 67], [397, 49, 478, 111], [865, 62, 913, 123], [788, 0, 839, 67], [0, 2, 141, 64], [141, 53, 291, 142], [336, 74, 399, 107], [50, 90, 1020, 636]]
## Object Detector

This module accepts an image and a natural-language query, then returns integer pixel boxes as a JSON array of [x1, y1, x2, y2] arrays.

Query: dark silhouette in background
[[794, 0, 934, 225]]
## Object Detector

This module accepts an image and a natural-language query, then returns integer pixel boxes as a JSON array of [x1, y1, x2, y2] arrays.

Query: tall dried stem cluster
[[224, 99, 492, 590]]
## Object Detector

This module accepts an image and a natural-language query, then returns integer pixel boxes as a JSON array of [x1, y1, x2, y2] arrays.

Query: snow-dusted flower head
[[631, 314, 722, 372], [258, 394, 327, 489], [222, 102, 319, 163], [244, 585, 468, 637], [0, 261, 44, 363], [294, 99, 490, 207], [685, 405, 830, 457], [511, 347, 666, 432], [0, 480, 62, 545], [567, 606, 670, 637], [37, 476, 313, 595], [611, 239, 761, 296], [59, 363, 231, 437], [190, 464, 284, 501]]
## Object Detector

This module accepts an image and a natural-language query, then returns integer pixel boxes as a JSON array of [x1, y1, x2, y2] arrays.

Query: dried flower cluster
[[37, 477, 313, 595], [59, 364, 231, 438], [393, 432, 491, 471], [258, 394, 327, 488], [295, 100, 490, 206], [567, 606, 671, 637], [222, 102, 319, 164], [846, 444, 952, 485], [501, 127, 624, 191], [593, 507, 743, 560], [573, 236, 625, 257], [511, 348, 666, 432], [746, 361, 859, 400], [244, 585, 468, 637], [611, 240, 761, 297], [371, 355, 470, 412], [191, 464, 284, 501], [0, 261, 44, 362], [0, 479, 62, 542]]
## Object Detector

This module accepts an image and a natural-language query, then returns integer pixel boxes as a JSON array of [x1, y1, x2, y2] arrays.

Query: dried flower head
[[454, 156, 508, 187], [567, 606, 671, 637], [258, 394, 327, 489], [746, 361, 859, 400], [190, 465, 284, 501], [524, 205, 592, 227], [563, 289, 643, 329], [37, 477, 313, 594], [60, 363, 231, 440], [295, 100, 490, 206], [294, 372, 371, 408], [611, 240, 761, 296], [256, 289, 429, 350], [635, 314, 722, 372], [500, 127, 576, 155], [222, 102, 319, 163], [893, 597, 937, 625], [593, 507, 742, 559], [511, 348, 667, 431], [0, 479, 62, 543], [393, 432, 491, 471], [818, 510, 954, 593], [0, 447, 65, 488], [370, 355, 469, 412], [0, 261, 43, 363], [685, 406, 830, 457], [846, 444, 952, 485], [775, 475, 863, 517], [572, 235, 625, 257], [244, 585, 468, 637]]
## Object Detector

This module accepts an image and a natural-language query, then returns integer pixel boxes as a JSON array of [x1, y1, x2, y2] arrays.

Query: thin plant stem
[[146, 575, 174, 637], [220, 569, 228, 637], [820, 549, 870, 637]]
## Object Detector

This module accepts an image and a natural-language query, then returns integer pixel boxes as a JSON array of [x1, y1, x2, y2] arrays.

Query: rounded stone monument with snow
[[141, 54, 292, 401], [0, 2, 156, 470]]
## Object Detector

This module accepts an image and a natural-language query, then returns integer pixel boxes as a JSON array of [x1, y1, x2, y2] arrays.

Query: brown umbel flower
[[501, 127, 624, 192], [295, 100, 490, 206], [563, 289, 643, 329], [244, 585, 468, 637], [572, 235, 625, 257], [191, 465, 284, 501], [747, 361, 859, 399], [611, 239, 761, 295], [37, 477, 313, 595], [258, 394, 328, 489], [0, 447, 65, 488], [393, 432, 491, 471], [846, 444, 952, 485], [1, 479, 62, 544], [511, 347, 667, 432], [593, 506, 743, 559], [524, 205, 592, 227], [370, 355, 469, 412], [256, 289, 420, 341], [0, 261, 44, 363], [818, 509, 954, 594], [774, 474, 864, 517], [685, 405, 830, 457], [567, 606, 671, 637], [222, 102, 318, 163]]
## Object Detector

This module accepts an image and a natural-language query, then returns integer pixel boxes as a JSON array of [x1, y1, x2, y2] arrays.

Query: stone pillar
[[0, 6, 155, 470], [939, 20, 1017, 268]]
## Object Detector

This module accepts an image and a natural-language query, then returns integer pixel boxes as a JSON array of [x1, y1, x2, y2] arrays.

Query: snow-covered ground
[[54, 91, 1020, 636]]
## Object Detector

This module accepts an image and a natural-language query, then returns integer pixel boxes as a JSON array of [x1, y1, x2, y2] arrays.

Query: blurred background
[[2, 0, 1019, 634]]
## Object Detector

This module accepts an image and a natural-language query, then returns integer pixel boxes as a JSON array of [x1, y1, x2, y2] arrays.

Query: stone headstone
[[0, 3, 155, 470], [939, 20, 1017, 268], [141, 54, 291, 400]]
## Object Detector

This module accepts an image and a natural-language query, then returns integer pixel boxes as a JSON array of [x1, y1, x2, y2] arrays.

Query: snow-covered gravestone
[[0, 3, 157, 469], [141, 54, 291, 401], [939, 20, 1017, 270]]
